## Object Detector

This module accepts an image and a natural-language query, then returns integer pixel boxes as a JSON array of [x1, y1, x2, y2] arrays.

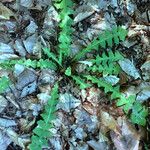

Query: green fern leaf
[[0, 59, 57, 70], [0, 76, 10, 93], [73, 27, 127, 61], [0, 60, 16, 69], [37, 59, 57, 70], [117, 95, 136, 113], [29, 83, 59, 150], [55, 0, 74, 63], [20, 59, 37, 68], [72, 75, 91, 89], [130, 102, 148, 126], [42, 47, 61, 66], [86, 51, 123, 75], [85, 75, 120, 99]]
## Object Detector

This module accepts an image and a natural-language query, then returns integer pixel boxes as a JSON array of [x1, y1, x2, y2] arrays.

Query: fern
[[29, 83, 59, 150], [65, 67, 91, 89], [87, 51, 123, 75], [117, 95, 136, 113], [42, 47, 62, 66], [117, 95, 148, 126], [0, 76, 10, 93], [0, 1, 148, 150], [55, 0, 74, 64], [85, 74, 148, 126], [84, 75, 120, 100], [73, 26, 127, 61], [0, 59, 57, 70], [72, 75, 91, 89], [130, 102, 148, 126]]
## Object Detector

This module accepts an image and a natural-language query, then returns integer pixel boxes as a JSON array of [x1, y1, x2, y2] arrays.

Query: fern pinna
[[29, 83, 59, 150], [0, 76, 10, 94], [73, 27, 127, 61]]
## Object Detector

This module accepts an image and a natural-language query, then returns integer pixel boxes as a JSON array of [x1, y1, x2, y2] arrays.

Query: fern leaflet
[[29, 83, 59, 150], [0, 59, 57, 70], [65, 67, 91, 89], [87, 51, 123, 75], [42, 47, 62, 66], [117, 95, 136, 113], [72, 75, 91, 89], [73, 27, 127, 61], [0, 76, 10, 93], [130, 102, 148, 126], [55, 0, 74, 64], [84, 75, 120, 99]]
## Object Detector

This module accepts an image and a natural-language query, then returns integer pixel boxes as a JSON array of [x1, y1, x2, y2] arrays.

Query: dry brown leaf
[[100, 110, 120, 135], [110, 117, 141, 150], [82, 101, 97, 115], [0, 2, 15, 20]]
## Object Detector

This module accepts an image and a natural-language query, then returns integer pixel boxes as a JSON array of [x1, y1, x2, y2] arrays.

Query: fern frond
[[117, 95, 148, 126], [117, 95, 136, 113], [91, 51, 124, 64], [130, 102, 148, 126], [65, 68, 90, 89], [0, 76, 10, 93], [73, 27, 127, 61], [42, 47, 62, 66], [87, 64, 121, 75], [72, 75, 91, 89], [55, 0, 74, 63], [87, 51, 123, 75], [0, 59, 57, 70], [29, 83, 59, 150], [84, 75, 120, 99], [37, 59, 57, 70]]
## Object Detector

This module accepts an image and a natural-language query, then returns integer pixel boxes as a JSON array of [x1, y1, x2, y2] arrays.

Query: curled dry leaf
[[141, 55, 150, 81], [0, 95, 8, 113], [87, 140, 108, 150]]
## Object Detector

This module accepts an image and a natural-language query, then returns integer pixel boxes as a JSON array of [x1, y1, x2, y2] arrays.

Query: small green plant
[[0, 76, 10, 93], [29, 83, 59, 150], [0, 0, 148, 149]]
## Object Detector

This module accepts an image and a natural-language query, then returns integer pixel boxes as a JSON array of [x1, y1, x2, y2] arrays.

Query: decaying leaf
[[0, 3, 15, 20], [57, 93, 81, 112], [0, 130, 11, 150], [110, 117, 140, 150], [141, 55, 150, 81], [100, 110, 120, 134], [119, 58, 141, 79], [5, 128, 30, 149]]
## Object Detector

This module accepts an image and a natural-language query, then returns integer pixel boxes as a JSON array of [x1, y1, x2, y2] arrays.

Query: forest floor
[[0, 0, 149, 150]]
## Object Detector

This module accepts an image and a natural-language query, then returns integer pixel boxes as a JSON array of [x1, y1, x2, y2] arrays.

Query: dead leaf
[[0, 129, 11, 150], [100, 110, 120, 135], [82, 101, 96, 115], [110, 117, 140, 150], [0, 3, 15, 20]]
